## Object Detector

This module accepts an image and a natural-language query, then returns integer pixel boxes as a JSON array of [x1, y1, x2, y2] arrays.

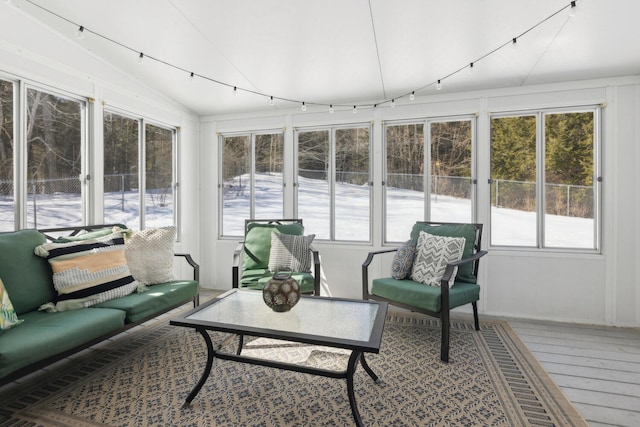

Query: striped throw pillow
[[35, 232, 140, 310]]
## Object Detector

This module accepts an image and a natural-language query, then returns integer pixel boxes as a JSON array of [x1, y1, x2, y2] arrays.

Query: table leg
[[359, 353, 379, 383], [346, 351, 364, 427], [182, 328, 214, 408]]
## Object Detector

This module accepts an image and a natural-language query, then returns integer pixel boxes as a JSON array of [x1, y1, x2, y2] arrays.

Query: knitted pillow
[[411, 231, 465, 287], [125, 226, 176, 285], [391, 240, 416, 279], [35, 231, 140, 310], [268, 232, 315, 273]]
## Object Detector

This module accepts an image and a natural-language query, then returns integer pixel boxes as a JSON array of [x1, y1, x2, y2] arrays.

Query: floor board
[[508, 318, 640, 427]]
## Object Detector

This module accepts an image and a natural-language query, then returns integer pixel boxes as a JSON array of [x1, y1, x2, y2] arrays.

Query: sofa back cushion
[[0, 229, 54, 315], [243, 222, 304, 270]]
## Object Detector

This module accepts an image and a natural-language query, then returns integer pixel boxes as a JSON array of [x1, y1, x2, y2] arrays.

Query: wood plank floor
[[507, 318, 640, 427]]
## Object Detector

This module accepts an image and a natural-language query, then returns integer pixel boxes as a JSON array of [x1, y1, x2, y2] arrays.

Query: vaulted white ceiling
[[12, 0, 640, 116]]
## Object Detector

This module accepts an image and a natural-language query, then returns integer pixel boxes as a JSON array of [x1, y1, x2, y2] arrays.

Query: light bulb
[[233, 86, 237, 96], [469, 63, 474, 74], [329, 105, 334, 113], [301, 102, 306, 111], [409, 91, 415, 101], [570, 1, 579, 17], [391, 99, 395, 108], [138, 52, 144, 64], [436, 80, 442, 91], [269, 96, 275, 106], [190, 72, 194, 83], [353, 105, 357, 114], [512, 38, 518, 50], [76, 26, 85, 40]]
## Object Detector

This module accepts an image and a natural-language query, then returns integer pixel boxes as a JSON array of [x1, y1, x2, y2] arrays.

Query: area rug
[[0, 310, 587, 427]]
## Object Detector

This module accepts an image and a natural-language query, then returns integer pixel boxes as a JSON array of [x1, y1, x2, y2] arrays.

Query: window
[[490, 109, 600, 250], [220, 131, 284, 236], [26, 87, 85, 228], [104, 111, 177, 229], [0, 79, 14, 232], [296, 125, 371, 242], [384, 118, 474, 242]]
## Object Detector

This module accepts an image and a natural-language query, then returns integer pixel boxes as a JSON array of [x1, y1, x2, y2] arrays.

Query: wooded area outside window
[[104, 112, 177, 229], [26, 86, 85, 229], [219, 131, 284, 236], [490, 108, 600, 250], [384, 117, 474, 242], [0, 79, 14, 232], [296, 125, 372, 242]]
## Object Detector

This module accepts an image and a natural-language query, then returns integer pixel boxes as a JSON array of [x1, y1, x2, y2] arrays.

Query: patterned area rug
[[0, 308, 587, 426]]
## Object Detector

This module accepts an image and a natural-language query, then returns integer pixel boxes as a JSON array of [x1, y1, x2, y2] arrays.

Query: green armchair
[[362, 222, 487, 362], [232, 219, 321, 295]]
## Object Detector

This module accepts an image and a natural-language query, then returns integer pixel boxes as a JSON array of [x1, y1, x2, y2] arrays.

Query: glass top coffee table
[[170, 289, 388, 426]]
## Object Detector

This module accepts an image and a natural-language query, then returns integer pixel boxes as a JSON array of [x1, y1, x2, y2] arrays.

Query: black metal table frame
[[170, 292, 388, 427]]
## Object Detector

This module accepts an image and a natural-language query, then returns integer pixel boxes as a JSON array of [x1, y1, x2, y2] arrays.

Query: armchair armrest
[[232, 241, 244, 288], [309, 244, 321, 295], [440, 250, 488, 285], [362, 247, 399, 299]]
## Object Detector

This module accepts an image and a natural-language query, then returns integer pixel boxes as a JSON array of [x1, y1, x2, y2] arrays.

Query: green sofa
[[0, 225, 199, 385]]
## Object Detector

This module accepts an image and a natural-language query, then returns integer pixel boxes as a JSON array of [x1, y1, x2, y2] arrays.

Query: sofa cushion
[[94, 280, 198, 323], [35, 232, 140, 310], [243, 222, 304, 270], [268, 232, 315, 272], [411, 231, 465, 287], [410, 223, 478, 283], [0, 229, 53, 315], [125, 226, 176, 285], [391, 240, 416, 280], [0, 307, 125, 380], [371, 277, 480, 313], [0, 278, 24, 332]]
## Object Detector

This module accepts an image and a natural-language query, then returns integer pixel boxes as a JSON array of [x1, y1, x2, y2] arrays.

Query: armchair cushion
[[410, 223, 478, 283], [411, 231, 465, 287], [243, 223, 304, 270], [268, 233, 315, 272], [371, 278, 480, 313], [240, 269, 316, 294], [391, 240, 416, 280]]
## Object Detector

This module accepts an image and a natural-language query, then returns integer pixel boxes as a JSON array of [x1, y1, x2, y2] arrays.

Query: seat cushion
[[0, 307, 125, 380], [410, 223, 478, 283], [239, 269, 316, 293], [371, 277, 479, 313], [93, 280, 198, 323], [243, 223, 304, 270], [0, 229, 53, 315]]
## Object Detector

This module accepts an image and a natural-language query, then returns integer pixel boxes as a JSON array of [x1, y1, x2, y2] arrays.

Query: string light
[[21, 0, 580, 112], [233, 86, 237, 96], [301, 102, 306, 111]]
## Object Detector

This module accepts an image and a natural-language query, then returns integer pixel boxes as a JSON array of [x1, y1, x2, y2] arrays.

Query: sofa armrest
[[173, 253, 199, 282], [362, 248, 399, 299]]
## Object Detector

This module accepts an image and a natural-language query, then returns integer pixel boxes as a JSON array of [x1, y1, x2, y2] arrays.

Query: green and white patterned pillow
[[411, 231, 465, 287], [268, 232, 315, 273], [0, 278, 23, 332]]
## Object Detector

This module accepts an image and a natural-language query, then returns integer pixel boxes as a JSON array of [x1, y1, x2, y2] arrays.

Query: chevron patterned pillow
[[411, 231, 465, 287]]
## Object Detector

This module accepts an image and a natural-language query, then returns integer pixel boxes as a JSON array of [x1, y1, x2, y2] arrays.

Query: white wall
[[0, 5, 201, 280], [202, 78, 640, 327]]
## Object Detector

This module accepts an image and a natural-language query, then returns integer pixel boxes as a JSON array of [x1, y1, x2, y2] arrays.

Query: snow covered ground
[[1, 173, 594, 248]]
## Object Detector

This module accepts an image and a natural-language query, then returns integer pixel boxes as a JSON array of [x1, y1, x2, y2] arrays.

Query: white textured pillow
[[268, 232, 315, 273], [411, 231, 465, 287], [125, 226, 176, 285]]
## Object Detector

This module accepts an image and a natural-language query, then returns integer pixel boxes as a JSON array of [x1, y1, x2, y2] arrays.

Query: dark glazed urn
[[262, 270, 301, 312]]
